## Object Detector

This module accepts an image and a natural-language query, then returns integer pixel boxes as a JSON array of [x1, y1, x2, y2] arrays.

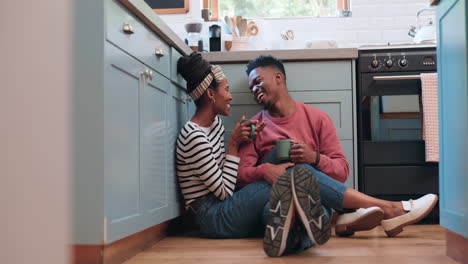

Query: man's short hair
[[246, 55, 286, 79]]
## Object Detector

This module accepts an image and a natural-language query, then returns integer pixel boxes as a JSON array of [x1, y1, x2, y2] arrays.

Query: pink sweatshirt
[[238, 101, 349, 187]]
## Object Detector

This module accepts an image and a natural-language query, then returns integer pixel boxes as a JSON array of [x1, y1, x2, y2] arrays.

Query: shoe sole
[[263, 171, 294, 257], [291, 165, 331, 245], [335, 209, 384, 237], [384, 196, 439, 237]]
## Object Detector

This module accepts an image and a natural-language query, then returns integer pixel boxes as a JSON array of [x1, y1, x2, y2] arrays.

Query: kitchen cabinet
[[214, 60, 357, 188], [436, 0, 468, 242], [74, 0, 192, 245]]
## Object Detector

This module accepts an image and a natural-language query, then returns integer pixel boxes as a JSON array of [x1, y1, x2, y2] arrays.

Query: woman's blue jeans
[[193, 161, 348, 252]]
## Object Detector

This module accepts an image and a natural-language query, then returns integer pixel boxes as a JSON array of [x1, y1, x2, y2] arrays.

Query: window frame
[[203, 0, 351, 21]]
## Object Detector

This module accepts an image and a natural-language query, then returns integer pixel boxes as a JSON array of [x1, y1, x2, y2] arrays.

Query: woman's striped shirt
[[176, 116, 239, 207]]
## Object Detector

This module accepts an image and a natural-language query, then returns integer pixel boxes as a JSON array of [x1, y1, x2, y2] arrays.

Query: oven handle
[[373, 75, 421, 81]]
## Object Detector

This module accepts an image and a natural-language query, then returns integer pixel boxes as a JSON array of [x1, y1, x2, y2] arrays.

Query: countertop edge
[[119, 0, 193, 56], [202, 48, 358, 63]]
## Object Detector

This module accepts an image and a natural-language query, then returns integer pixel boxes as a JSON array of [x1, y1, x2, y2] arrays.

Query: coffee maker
[[209, 25, 221, 52]]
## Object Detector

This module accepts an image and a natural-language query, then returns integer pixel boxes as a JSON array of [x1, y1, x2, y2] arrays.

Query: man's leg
[[296, 163, 384, 236]]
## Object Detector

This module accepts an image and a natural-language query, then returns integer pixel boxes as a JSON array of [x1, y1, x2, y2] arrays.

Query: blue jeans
[[193, 158, 348, 253], [193, 180, 271, 238]]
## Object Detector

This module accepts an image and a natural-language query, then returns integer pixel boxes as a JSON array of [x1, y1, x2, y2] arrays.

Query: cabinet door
[[104, 43, 142, 242], [105, 43, 177, 242], [166, 83, 191, 215], [290, 91, 353, 140], [437, 0, 468, 238], [140, 69, 173, 226]]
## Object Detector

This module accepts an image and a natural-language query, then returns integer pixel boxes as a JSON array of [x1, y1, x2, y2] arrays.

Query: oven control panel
[[359, 48, 436, 73]]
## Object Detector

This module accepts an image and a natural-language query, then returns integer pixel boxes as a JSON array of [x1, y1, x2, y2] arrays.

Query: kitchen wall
[[159, 0, 435, 49]]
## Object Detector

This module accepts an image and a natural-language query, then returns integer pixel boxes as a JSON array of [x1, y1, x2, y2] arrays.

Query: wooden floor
[[124, 225, 456, 264]]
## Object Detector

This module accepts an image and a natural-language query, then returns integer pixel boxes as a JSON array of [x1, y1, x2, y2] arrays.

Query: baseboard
[[72, 221, 169, 264], [446, 229, 468, 263]]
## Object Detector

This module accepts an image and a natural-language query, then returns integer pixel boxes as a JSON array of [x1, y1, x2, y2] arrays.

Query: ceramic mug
[[241, 119, 256, 139], [276, 139, 292, 161]]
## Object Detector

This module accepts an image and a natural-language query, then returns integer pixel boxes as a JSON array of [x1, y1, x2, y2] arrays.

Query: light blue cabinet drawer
[[222, 90, 353, 140], [285, 61, 352, 92], [106, 0, 170, 78], [170, 47, 187, 88], [220, 61, 352, 93]]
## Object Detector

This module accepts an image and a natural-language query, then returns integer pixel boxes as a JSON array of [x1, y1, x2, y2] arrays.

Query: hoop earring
[[211, 98, 216, 103]]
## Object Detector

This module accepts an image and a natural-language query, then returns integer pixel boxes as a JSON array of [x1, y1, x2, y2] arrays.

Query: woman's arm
[[177, 129, 239, 200]]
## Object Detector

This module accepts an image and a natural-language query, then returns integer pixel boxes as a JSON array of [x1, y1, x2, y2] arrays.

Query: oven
[[357, 45, 439, 220]]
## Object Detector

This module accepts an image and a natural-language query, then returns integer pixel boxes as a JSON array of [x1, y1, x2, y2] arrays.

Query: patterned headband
[[189, 65, 226, 100]]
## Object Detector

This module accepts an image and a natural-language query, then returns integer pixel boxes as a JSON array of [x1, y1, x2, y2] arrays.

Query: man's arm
[[314, 114, 349, 183]]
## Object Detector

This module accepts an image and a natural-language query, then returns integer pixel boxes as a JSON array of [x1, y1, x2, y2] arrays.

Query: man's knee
[[294, 163, 320, 174]]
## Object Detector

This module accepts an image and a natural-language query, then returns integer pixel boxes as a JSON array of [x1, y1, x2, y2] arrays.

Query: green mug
[[276, 139, 292, 161], [241, 119, 256, 139]]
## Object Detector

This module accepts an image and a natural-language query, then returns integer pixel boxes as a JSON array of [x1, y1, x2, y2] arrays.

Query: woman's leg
[[343, 188, 405, 219], [196, 180, 271, 238]]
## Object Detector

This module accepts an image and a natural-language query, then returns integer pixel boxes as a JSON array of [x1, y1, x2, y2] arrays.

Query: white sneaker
[[381, 194, 438, 237], [335, 207, 384, 237]]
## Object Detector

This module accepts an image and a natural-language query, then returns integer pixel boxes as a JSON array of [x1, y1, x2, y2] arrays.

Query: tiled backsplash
[[159, 0, 435, 49]]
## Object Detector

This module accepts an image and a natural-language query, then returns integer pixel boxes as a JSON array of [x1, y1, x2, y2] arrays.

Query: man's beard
[[263, 101, 271, 110]]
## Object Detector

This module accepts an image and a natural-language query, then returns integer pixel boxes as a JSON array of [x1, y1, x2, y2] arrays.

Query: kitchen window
[[204, 0, 350, 20]]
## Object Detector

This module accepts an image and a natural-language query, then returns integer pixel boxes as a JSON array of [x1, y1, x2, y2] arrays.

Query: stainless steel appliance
[[357, 44, 439, 220]]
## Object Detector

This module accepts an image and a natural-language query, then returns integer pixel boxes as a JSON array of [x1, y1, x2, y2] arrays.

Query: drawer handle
[[141, 69, 153, 80], [122, 23, 134, 34], [155, 48, 165, 57]]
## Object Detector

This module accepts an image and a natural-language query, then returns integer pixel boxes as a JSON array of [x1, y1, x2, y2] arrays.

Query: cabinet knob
[[122, 23, 134, 34], [145, 69, 153, 80], [155, 48, 165, 57], [141, 69, 153, 80]]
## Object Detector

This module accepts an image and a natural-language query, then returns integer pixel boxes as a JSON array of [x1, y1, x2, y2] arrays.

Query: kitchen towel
[[421, 73, 439, 162]]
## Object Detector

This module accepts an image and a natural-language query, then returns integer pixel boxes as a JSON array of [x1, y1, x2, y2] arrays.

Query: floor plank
[[124, 225, 456, 264]]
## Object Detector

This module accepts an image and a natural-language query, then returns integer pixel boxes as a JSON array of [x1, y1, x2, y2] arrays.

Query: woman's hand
[[227, 116, 266, 156], [230, 116, 255, 145]]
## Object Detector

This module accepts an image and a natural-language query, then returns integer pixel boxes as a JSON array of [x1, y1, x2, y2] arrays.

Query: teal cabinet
[[104, 42, 186, 242], [437, 0, 468, 238], [217, 60, 357, 188], [74, 0, 192, 245]]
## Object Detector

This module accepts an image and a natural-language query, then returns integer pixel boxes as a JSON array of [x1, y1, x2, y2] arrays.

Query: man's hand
[[264, 162, 295, 184], [290, 140, 317, 164]]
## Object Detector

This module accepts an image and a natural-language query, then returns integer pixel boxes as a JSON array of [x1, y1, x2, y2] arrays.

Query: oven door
[[359, 71, 434, 165]]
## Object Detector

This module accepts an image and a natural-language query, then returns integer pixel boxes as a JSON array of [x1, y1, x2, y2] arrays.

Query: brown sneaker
[[291, 165, 331, 245], [263, 170, 294, 257]]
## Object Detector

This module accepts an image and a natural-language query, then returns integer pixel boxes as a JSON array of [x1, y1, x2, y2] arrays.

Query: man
[[237, 55, 384, 242]]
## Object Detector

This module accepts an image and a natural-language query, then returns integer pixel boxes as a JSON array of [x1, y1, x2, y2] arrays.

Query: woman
[[176, 53, 270, 239]]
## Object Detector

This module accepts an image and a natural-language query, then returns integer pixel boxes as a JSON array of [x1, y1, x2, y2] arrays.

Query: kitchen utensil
[[230, 17, 239, 37], [225, 16, 237, 37], [238, 19, 247, 36], [246, 23, 259, 36], [280, 30, 294, 40]]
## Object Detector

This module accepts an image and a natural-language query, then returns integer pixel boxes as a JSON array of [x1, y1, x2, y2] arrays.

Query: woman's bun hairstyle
[[177, 53, 212, 94]]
